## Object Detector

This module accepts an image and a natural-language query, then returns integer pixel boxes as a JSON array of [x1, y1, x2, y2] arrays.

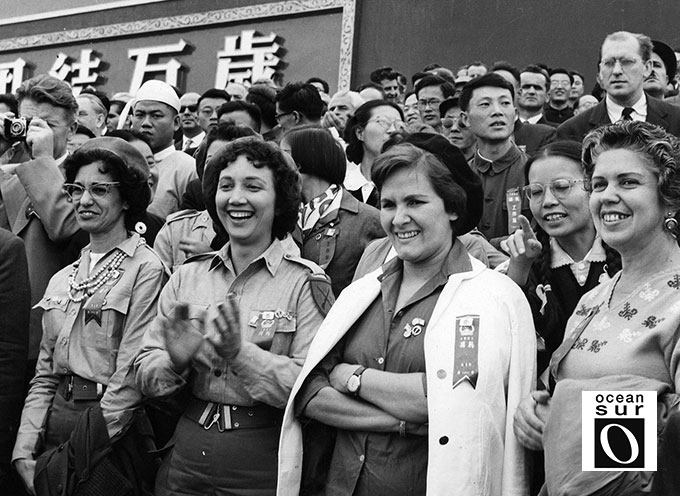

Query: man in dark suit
[[557, 31, 680, 141], [517, 65, 551, 125], [513, 118, 555, 157]]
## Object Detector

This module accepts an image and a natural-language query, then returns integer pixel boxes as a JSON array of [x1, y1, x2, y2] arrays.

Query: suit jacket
[[0, 228, 29, 488], [0, 148, 80, 361], [556, 96, 680, 142], [513, 119, 555, 157]]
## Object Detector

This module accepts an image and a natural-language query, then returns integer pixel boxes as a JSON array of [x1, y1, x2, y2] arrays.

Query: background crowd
[[1, 27, 680, 496]]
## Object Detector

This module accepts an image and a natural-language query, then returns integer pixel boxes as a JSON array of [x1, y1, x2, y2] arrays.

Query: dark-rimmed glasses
[[63, 182, 121, 201], [522, 179, 585, 202], [179, 104, 198, 113]]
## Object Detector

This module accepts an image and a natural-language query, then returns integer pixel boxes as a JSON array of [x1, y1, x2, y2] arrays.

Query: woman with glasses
[[500, 141, 620, 374], [134, 137, 329, 496], [514, 122, 680, 495], [344, 100, 406, 208], [12, 137, 168, 495], [279, 134, 535, 496]]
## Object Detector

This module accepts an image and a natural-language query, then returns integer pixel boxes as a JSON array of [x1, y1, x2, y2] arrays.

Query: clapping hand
[[205, 293, 242, 361], [163, 304, 205, 373]]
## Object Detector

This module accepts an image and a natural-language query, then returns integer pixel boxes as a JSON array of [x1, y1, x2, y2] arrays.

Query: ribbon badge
[[403, 317, 426, 339]]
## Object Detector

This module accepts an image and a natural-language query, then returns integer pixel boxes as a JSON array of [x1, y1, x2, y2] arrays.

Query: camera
[[3, 117, 31, 143]]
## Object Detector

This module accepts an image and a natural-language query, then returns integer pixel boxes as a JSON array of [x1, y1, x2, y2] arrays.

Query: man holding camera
[[0, 74, 80, 390]]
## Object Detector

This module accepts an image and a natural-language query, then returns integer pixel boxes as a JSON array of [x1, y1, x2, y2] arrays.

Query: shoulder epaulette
[[183, 251, 218, 265], [165, 209, 202, 224]]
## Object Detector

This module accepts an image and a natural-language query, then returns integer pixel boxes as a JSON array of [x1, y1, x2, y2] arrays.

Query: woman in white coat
[[278, 133, 536, 496]]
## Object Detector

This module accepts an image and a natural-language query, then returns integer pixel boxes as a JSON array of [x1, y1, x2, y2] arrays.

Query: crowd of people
[[1, 27, 680, 496]]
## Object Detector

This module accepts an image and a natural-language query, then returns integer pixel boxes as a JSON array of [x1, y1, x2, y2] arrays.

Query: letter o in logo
[[600, 423, 639, 464]]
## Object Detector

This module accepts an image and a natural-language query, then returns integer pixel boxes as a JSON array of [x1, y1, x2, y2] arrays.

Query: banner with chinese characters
[[0, 0, 355, 95]]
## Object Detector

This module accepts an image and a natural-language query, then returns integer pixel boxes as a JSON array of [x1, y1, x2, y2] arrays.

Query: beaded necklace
[[67, 238, 144, 303]]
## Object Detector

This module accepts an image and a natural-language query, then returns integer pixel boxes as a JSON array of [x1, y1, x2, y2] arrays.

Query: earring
[[664, 212, 678, 236]]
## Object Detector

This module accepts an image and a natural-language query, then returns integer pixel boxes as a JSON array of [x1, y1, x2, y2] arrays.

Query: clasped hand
[[163, 294, 242, 372], [329, 362, 360, 393]]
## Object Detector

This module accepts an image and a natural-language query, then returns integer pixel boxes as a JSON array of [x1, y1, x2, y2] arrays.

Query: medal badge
[[403, 317, 426, 338]]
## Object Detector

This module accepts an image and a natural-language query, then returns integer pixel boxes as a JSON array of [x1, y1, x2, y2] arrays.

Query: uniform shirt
[[153, 209, 216, 272], [12, 233, 167, 463], [297, 241, 470, 496], [135, 237, 328, 409], [148, 145, 197, 219], [472, 144, 528, 245]]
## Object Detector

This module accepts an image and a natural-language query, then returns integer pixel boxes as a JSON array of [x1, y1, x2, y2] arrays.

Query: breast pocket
[[91, 288, 132, 350], [36, 295, 70, 344], [248, 310, 297, 354]]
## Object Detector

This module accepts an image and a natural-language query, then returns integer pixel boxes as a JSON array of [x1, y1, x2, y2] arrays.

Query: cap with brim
[[439, 97, 460, 117], [652, 40, 677, 82], [403, 132, 483, 234], [132, 80, 181, 113], [77, 137, 149, 175]]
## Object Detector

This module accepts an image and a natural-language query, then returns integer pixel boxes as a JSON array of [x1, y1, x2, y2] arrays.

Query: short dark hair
[[549, 68, 574, 84], [459, 73, 515, 111], [198, 88, 230, 108], [370, 66, 399, 84], [570, 70, 584, 83], [0, 93, 19, 115], [74, 124, 96, 139], [16, 74, 78, 122], [343, 100, 404, 164], [492, 61, 520, 85], [247, 84, 277, 129], [521, 65, 550, 89], [372, 143, 467, 236], [275, 82, 324, 121], [283, 126, 346, 185], [217, 100, 262, 132], [305, 77, 330, 94], [414, 75, 456, 99], [203, 137, 301, 240], [411, 71, 430, 86], [108, 128, 151, 148], [64, 147, 151, 230]]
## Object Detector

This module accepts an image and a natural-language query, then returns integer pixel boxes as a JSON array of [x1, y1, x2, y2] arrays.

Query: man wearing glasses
[[414, 74, 455, 133], [274, 82, 324, 134], [196, 88, 230, 133], [543, 68, 575, 126], [557, 31, 680, 141], [0, 74, 81, 419], [176, 92, 203, 156]]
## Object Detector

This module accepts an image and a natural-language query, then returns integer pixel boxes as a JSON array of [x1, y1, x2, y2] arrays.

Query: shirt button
[[578, 262, 586, 269], [61, 338, 68, 346], [359, 454, 365, 462], [62, 368, 69, 373], [437, 369, 447, 379], [377, 357, 384, 365], [214, 370, 222, 377]]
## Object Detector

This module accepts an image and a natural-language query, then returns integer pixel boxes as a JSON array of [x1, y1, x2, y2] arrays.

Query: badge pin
[[261, 319, 274, 330], [404, 318, 426, 339], [262, 311, 275, 320]]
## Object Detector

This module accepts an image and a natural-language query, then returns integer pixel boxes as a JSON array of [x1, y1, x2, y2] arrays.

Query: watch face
[[347, 375, 360, 393]]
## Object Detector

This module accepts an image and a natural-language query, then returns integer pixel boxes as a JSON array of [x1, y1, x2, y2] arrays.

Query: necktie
[[183, 139, 193, 152], [621, 107, 634, 121]]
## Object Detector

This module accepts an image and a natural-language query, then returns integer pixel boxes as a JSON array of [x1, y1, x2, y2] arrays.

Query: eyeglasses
[[179, 104, 198, 113], [522, 179, 585, 202], [63, 182, 120, 201], [417, 98, 443, 109], [442, 116, 460, 129], [600, 57, 640, 70], [275, 110, 294, 122], [550, 80, 571, 88], [367, 116, 405, 131]]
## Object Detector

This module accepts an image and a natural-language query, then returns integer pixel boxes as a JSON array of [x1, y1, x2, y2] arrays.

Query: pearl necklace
[[67, 238, 145, 303]]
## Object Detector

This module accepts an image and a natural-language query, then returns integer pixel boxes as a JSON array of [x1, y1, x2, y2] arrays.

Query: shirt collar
[[154, 144, 177, 162], [209, 237, 287, 276], [606, 93, 647, 122], [343, 162, 371, 190], [525, 113, 543, 125], [55, 152, 68, 165], [550, 235, 606, 269], [183, 131, 205, 148], [473, 144, 522, 174], [83, 232, 142, 258]]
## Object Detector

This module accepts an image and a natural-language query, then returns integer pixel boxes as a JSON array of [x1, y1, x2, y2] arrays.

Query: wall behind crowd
[[2, 0, 680, 94]]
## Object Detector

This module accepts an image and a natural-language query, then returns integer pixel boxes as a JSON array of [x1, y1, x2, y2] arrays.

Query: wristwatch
[[346, 366, 367, 396]]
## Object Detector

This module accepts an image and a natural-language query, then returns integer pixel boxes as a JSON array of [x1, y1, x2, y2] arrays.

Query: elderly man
[[322, 90, 364, 135], [176, 92, 203, 155], [557, 31, 680, 141], [131, 80, 197, 219], [0, 75, 81, 379], [76, 92, 107, 137]]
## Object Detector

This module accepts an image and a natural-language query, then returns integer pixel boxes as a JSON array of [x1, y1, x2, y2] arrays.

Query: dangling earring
[[664, 212, 678, 237]]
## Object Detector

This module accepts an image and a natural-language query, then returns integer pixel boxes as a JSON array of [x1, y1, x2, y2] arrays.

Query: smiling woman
[[12, 137, 168, 495], [279, 133, 536, 496], [134, 136, 331, 495]]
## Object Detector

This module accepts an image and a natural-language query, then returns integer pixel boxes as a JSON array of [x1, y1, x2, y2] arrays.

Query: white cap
[[133, 80, 181, 112]]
